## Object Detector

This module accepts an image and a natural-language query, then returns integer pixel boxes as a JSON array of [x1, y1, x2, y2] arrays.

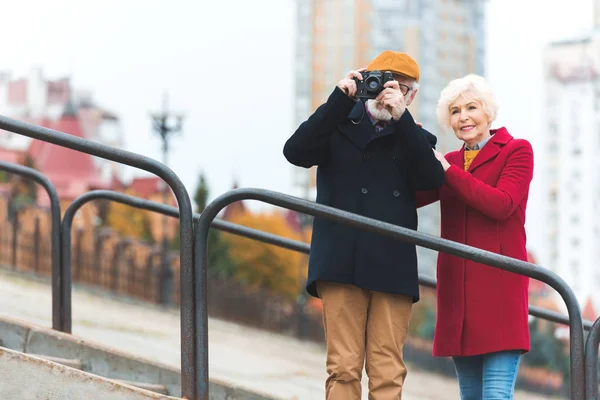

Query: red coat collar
[[449, 127, 514, 173]]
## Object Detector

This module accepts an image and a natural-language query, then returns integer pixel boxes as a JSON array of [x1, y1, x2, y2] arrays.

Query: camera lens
[[366, 76, 381, 92]]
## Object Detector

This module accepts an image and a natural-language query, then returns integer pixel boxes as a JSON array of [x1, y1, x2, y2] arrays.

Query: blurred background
[[0, 0, 598, 398]]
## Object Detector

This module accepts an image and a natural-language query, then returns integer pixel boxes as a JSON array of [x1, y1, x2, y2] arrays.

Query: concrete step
[[112, 380, 168, 395], [29, 354, 168, 395], [28, 354, 83, 370], [1, 347, 176, 399]]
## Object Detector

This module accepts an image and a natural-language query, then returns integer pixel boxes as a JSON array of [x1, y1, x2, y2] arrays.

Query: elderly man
[[283, 50, 444, 399]]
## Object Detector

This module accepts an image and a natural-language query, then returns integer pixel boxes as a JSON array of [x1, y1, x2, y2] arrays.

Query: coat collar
[[340, 101, 397, 150], [450, 127, 513, 173]]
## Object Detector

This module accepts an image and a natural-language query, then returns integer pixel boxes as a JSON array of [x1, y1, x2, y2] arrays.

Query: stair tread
[[112, 379, 168, 395], [27, 354, 83, 369], [26, 354, 167, 395]]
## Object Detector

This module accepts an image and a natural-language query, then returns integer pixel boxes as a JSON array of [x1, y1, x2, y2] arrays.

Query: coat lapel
[[338, 101, 371, 150], [449, 146, 465, 170], [467, 128, 513, 173], [369, 123, 395, 144]]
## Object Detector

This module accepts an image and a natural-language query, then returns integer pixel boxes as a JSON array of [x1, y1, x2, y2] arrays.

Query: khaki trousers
[[317, 281, 413, 400]]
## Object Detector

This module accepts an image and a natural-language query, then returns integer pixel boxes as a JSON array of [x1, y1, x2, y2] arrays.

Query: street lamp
[[150, 92, 184, 305]]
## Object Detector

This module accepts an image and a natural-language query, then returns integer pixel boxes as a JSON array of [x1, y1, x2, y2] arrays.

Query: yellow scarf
[[464, 150, 480, 171]]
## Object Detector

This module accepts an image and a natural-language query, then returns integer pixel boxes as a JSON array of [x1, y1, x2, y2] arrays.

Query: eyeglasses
[[398, 83, 411, 96]]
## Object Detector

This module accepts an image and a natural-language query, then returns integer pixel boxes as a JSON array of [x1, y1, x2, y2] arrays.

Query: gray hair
[[436, 74, 498, 129]]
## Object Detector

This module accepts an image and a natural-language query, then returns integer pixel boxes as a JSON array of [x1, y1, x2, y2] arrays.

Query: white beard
[[366, 99, 393, 122]]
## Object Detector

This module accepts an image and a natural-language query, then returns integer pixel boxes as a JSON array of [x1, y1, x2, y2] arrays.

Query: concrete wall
[[0, 315, 279, 400], [0, 347, 177, 400]]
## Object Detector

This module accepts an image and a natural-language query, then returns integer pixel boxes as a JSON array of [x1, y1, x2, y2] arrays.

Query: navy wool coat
[[283, 87, 444, 301]]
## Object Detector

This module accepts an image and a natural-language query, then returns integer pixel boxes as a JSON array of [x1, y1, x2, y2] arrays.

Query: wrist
[[392, 108, 406, 121]]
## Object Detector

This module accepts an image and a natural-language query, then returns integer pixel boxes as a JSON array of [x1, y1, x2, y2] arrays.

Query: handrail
[[585, 317, 600, 399], [0, 116, 198, 400], [62, 189, 309, 400], [0, 160, 62, 330], [62, 189, 314, 329], [63, 189, 594, 331], [195, 188, 585, 400], [417, 276, 594, 331]]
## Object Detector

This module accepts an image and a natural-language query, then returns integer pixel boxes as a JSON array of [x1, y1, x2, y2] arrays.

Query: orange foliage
[[222, 210, 310, 300], [106, 189, 153, 241]]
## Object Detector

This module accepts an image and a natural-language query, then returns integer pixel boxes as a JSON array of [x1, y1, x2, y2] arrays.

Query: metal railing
[[0, 160, 62, 330], [61, 189, 315, 324], [62, 190, 594, 332], [585, 317, 600, 399], [417, 276, 594, 331], [0, 116, 198, 400], [196, 188, 586, 400], [0, 112, 595, 398], [62, 189, 314, 399], [61, 190, 596, 390]]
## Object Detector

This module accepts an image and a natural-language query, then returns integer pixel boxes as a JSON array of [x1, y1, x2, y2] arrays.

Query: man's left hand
[[375, 80, 406, 120], [433, 149, 451, 171]]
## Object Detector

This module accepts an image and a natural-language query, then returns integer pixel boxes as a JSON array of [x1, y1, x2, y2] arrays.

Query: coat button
[[393, 156, 398, 164], [363, 153, 371, 161], [361, 188, 368, 194], [393, 190, 400, 197]]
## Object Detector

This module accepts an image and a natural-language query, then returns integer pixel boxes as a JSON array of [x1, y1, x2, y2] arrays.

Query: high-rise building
[[293, 0, 487, 276], [542, 31, 600, 307]]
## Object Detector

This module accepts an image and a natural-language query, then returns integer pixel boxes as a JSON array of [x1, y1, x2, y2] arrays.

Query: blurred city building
[[542, 0, 600, 311], [292, 0, 487, 276], [0, 67, 125, 198]]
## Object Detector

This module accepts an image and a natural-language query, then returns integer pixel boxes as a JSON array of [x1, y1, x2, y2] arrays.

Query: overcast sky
[[1, 0, 595, 265]]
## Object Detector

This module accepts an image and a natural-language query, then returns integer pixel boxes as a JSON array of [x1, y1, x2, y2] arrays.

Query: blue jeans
[[452, 350, 521, 400]]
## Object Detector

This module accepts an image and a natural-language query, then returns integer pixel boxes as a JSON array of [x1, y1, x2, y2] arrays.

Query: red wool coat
[[417, 127, 533, 357]]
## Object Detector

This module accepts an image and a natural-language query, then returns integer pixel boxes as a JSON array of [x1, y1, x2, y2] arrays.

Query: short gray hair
[[436, 74, 498, 129]]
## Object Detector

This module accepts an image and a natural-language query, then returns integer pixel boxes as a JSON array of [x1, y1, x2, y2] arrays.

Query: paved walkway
[[0, 269, 560, 399]]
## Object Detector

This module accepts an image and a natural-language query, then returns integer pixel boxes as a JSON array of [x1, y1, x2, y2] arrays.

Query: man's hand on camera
[[376, 80, 406, 120], [337, 68, 367, 99]]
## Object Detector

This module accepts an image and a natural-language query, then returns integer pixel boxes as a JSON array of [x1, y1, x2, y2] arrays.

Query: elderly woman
[[417, 74, 533, 399]]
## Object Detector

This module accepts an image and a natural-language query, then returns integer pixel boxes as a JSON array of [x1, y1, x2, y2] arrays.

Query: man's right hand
[[337, 68, 367, 98]]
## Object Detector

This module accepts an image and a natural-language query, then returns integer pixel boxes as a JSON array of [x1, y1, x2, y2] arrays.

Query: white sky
[[0, 0, 595, 266]]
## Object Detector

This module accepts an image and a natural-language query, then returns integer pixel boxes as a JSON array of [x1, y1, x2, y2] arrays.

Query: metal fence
[[585, 317, 600, 399], [196, 188, 587, 400], [0, 161, 62, 330], [0, 111, 598, 398], [0, 115, 199, 400]]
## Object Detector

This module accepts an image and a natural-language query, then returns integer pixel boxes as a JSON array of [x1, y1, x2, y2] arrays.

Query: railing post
[[128, 251, 136, 296], [111, 239, 132, 294], [33, 216, 40, 274], [0, 161, 61, 331], [57, 188, 595, 400], [585, 317, 600, 399], [11, 211, 18, 269], [196, 188, 586, 400], [74, 227, 83, 282], [159, 246, 173, 305], [94, 228, 112, 285], [145, 247, 161, 302], [0, 115, 194, 396], [194, 219, 210, 400]]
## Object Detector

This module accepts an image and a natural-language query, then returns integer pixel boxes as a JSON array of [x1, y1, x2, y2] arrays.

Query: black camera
[[354, 70, 394, 99]]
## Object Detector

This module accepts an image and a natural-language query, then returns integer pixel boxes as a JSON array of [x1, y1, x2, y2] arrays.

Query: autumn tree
[[9, 155, 39, 217], [194, 172, 235, 277], [106, 189, 154, 242], [194, 173, 209, 212], [222, 209, 310, 300]]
